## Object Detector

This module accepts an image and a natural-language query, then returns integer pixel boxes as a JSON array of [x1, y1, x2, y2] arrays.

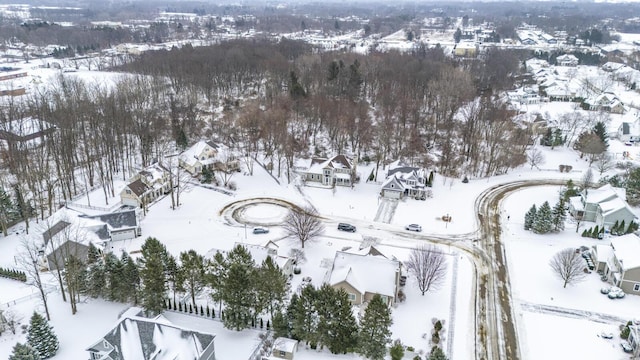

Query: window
[[634, 283, 640, 292], [279, 350, 286, 357], [125, 190, 131, 195], [348, 293, 356, 301]]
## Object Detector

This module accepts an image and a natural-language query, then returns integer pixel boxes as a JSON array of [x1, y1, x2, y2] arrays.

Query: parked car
[[621, 340, 633, 353], [405, 224, 422, 232], [600, 331, 614, 339], [337, 223, 356, 232], [252, 227, 269, 234]]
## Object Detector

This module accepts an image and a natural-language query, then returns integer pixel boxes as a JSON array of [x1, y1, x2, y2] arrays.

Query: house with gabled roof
[[595, 196, 637, 230], [86, 307, 216, 360], [381, 166, 427, 200], [205, 242, 294, 277], [120, 162, 171, 208], [323, 250, 401, 306], [266, 337, 299, 360], [617, 121, 640, 142], [568, 184, 627, 222], [179, 140, 219, 176], [556, 54, 579, 67], [303, 155, 357, 187], [80, 210, 141, 251], [584, 92, 625, 114], [598, 234, 640, 295]]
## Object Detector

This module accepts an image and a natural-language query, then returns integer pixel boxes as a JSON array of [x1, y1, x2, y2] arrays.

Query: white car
[[600, 331, 614, 339], [405, 224, 422, 232]]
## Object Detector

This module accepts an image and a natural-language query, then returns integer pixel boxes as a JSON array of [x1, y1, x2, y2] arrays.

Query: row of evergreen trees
[[80, 238, 289, 333], [524, 199, 566, 234], [0, 267, 27, 282], [581, 220, 639, 238]]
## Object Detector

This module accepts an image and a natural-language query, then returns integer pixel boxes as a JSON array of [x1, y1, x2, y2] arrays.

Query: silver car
[[405, 224, 422, 232]]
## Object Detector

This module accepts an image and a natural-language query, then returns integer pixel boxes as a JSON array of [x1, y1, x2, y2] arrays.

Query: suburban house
[[86, 307, 216, 360], [40, 215, 103, 271], [380, 166, 427, 200], [618, 121, 640, 142], [592, 234, 640, 295], [266, 337, 299, 360], [120, 162, 172, 208], [80, 210, 141, 252], [453, 41, 478, 57], [179, 140, 220, 176], [304, 155, 357, 187], [556, 54, 579, 67], [584, 93, 625, 114], [629, 325, 640, 354], [323, 249, 401, 306], [568, 184, 635, 230]]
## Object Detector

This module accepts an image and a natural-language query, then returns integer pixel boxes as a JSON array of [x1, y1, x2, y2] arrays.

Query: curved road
[[221, 179, 568, 360]]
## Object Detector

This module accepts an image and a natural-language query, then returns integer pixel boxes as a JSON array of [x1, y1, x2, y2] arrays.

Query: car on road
[[405, 224, 422, 232], [337, 223, 357, 232], [600, 331, 614, 339], [252, 227, 269, 234]]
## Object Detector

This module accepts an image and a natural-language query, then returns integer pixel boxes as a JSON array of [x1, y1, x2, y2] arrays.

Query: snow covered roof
[[139, 162, 169, 185], [179, 140, 218, 167], [584, 184, 626, 204], [593, 244, 613, 263], [598, 197, 635, 217], [610, 234, 640, 270], [81, 210, 139, 231], [86, 307, 215, 360], [272, 337, 298, 354], [569, 196, 584, 212], [308, 155, 353, 174], [325, 251, 400, 298]]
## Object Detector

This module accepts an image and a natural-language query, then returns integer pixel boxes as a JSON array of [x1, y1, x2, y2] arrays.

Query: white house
[[556, 54, 579, 67], [380, 167, 427, 200], [303, 155, 356, 187], [120, 162, 172, 208], [179, 140, 219, 176]]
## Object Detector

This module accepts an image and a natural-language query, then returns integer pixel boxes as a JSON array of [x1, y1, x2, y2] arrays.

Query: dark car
[[337, 223, 356, 232], [252, 227, 269, 234]]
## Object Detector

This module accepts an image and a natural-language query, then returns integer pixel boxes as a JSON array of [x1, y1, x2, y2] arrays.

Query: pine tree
[[272, 310, 291, 338], [524, 205, 537, 230], [593, 121, 609, 148], [206, 251, 227, 316], [26, 312, 59, 359], [105, 253, 125, 302], [533, 201, 553, 234], [428, 346, 448, 360], [221, 245, 255, 331], [86, 259, 106, 298], [626, 220, 638, 234], [122, 253, 140, 304], [291, 285, 318, 344], [178, 250, 206, 311], [551, 200, 566, 232], [255, 256, 288, 318], [390, 339, 404, 360], [326, 289, 358, 354], [357, 295, 392, 360], [9, 342, 40, 360], [139, 237, 169, 316], [563, 179, 578, 201], [612, 220, 620, 235], [86, 243, 101, 265]]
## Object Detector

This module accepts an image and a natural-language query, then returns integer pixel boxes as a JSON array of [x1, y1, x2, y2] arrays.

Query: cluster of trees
[[0, 267, 27, 282], [524, 199, 566, 234], [581, 220, 638, 238], [9, 312, 59, 360], [274, 287, 391, 359]]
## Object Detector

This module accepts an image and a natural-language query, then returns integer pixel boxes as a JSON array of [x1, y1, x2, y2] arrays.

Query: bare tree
[[596, 153, 613, 175], [527, 148, 545, 170], [2, 309, 22, 334], [549, 248, 588, 288], [17, 237, 51, 320], [282, 206, 324, 248], [405, 244, 447, 295], [582, 168, 594, 191]]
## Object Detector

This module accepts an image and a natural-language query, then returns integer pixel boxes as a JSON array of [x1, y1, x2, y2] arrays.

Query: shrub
[[434, 320, 443, 332], [397, 290, 406, 303], [406, 346, 415, 352], [293, 267, 301, 275], [227, 181, 237, 191], [431, 332, 440, 345], [621, 321, 632, 339], [462, 176, 469, 183]]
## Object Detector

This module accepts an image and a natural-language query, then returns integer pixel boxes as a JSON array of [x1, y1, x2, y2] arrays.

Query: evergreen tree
[[325, 288, 358, 354], [206, 251, 227, 316], [533, 201, 553, 234], [551, 199, 566, 232], [26, 312, 59, 359], [563, 179, 578, 201], [524, 205, 537, 230], [86, 243, 101, 265], [428, 346, 448, 360], [390, 339, 404, 360], [626, 220, 638, 234], [357, 295, 392, 360], [221, 245, 255, 330], [122, 252, 140, 304], [9, 342, 40, 360], [178, 250, 206, 310], [291, 285, 318, 344], [593, 121, 609, 148], [165, 254, 181, 307], [139, 237, 169, 316], [612, 220, 620, 235], [105, 253, 125, 302], [553, 128, 564, 147], [0, 187, 19, 236], [255, 256, 288, 318], [86, 258, 106, 298], [273, 310, 291, 338]]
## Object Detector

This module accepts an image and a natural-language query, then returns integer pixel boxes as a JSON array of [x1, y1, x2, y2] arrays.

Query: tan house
[[179, 140, 240, 176], [303, 155, 357, 187], [595, 234, 640, 295], [120, 162, 171, 208], [324, 249, 401, 306]]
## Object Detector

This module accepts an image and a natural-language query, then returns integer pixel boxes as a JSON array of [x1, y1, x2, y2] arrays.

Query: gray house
[[568, 184, 634, 230], [597, 234, 640, 295], [380, 167, 427, 200], [81, 210, 141, 242], [86, 309, 216, 360]]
